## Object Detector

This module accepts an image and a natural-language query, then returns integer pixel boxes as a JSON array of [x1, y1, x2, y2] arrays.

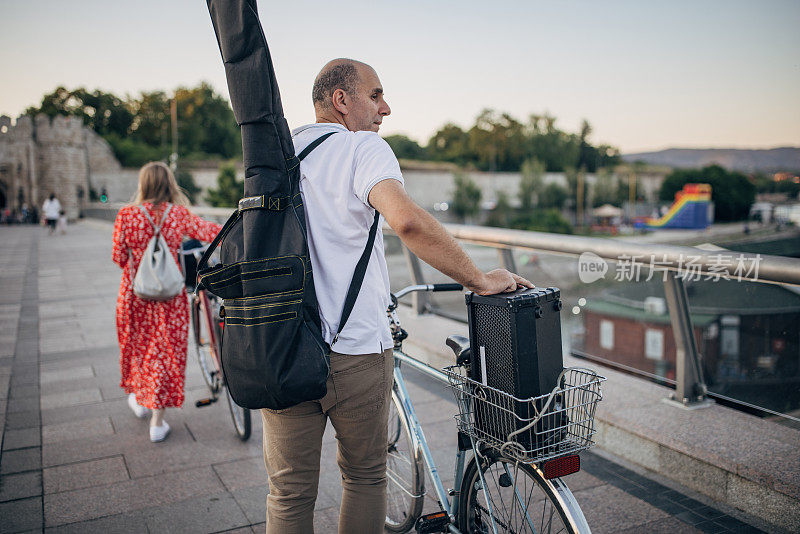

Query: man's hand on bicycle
[[471, 269, 534, 296]]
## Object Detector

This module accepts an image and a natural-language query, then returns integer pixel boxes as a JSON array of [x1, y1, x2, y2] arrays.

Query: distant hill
[[622, 147, 800, 173]]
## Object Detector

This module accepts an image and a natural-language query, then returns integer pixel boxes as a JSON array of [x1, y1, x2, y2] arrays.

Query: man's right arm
[[368, 179, 533, 295]]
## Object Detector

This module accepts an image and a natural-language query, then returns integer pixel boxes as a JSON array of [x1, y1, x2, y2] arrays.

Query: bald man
[[261, 58, 533, 533]]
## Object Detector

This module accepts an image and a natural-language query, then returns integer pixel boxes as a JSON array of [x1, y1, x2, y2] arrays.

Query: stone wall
[[91, 169, 139, 204], [0, 114, 121, 219]]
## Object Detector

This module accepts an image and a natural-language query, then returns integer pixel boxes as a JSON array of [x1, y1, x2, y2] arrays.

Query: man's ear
[[331, 89, 349, 115]]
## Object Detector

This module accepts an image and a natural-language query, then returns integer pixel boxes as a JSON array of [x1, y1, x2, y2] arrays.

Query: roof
[[593, 204, 624, 217]]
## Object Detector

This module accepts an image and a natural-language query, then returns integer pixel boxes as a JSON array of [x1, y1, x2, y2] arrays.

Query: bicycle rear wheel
[[224, 384, 251, 441], [385, 387, 424, 532], [191, 297, 219, 392], [458, 452, 587, 534]]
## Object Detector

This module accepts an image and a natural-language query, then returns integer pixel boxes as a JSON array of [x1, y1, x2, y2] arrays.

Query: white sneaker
[[150, 421, 171, 442], [128, 393, 151, 418]]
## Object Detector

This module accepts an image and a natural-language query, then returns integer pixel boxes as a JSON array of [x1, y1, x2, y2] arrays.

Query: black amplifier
[[465, 287, 565, 450]]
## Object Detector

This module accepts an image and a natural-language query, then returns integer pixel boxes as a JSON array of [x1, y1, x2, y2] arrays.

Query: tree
[[518, 158, 545, 210], [25, 86, 133, 138], [538, 183, 568, 209], [427, 123, 471, 164], [659, 165, 756, 222], [467, 110, 526, 171], [451, 171, 482, 222], [205, 164, 244, 207], [25, 83, 241, 167], [592, 169, 618, 207], [174, 83, 241, 159], [485, 191, 513, 228], [176, 170, 201, 205], [383, 134, 426, 160], [511, 209, 573, 234], [129, 90, 171, 148]]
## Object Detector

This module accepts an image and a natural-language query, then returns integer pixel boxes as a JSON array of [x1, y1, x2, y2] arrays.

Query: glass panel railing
[[385, 234, 800, 421]]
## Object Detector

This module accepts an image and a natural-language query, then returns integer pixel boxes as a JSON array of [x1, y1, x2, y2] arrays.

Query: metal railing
[[83, 203, 800, 410], [386, 222, 800, 409]]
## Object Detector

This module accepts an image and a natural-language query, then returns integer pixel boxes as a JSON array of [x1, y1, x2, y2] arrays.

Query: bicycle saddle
[[446, 335, 471, 366]]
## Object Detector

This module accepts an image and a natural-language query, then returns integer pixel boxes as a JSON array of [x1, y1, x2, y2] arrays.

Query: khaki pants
[[261, 349, 394, 534]]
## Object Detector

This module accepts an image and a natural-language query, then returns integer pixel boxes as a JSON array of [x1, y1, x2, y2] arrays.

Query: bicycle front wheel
[[191, 297, 218, 392], [385, 387, 424, 532], [458, 452, 588, 534]]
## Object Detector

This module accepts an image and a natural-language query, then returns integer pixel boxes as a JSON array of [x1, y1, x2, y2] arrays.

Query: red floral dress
[[112, 203, 222, 409]]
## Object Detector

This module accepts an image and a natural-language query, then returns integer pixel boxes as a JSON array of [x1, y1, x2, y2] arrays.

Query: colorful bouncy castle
[[647, 183, 712, 229]]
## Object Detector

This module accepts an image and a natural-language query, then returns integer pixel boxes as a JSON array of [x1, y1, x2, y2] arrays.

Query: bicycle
[[184, 242, 252, 441], [384, 284, 605, 534]]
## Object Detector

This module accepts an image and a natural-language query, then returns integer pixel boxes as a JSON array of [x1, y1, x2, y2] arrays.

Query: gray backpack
[[132, 204, 184, 301]]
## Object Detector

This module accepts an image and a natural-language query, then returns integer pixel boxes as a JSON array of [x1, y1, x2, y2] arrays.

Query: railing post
[[497, 247, 517, 273], [402, 245, 429, 314], [662, 272, 711, 408]]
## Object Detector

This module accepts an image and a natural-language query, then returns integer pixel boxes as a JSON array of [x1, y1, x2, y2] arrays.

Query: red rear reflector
[[543, 455, 580, 479]]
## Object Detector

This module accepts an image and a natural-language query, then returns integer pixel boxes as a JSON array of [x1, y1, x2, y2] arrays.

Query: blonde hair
[[132, 161, 189, 206]]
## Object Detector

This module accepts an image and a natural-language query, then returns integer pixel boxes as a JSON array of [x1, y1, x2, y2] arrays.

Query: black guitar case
[[197, 0, 329, 410]]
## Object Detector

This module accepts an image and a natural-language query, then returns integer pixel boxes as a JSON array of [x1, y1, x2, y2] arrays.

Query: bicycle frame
[[392, 340, 592, 534], [193, 289, 223, 380], [393, 349, 466, 532]]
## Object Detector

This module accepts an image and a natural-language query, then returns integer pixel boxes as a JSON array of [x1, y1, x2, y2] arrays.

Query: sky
[[1, 0, 798, 153]]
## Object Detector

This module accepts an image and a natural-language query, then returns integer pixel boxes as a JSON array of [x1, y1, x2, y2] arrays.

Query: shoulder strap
[[156, 204, 172, 233], [297, 130, 379, 346], [297, 131, 336, 161], [332, 211, 381, 346], [197, 132, 337, 281], [139, 204, 172, 234], [196, 209, 240, 276]]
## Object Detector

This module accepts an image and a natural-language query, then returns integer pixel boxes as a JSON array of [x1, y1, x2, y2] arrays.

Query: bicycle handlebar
[[432, 283, 463, 292], [393, 283, 463, 301]]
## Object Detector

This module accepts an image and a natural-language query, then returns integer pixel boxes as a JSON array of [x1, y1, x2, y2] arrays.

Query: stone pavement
[[0, 222, 774, 533]]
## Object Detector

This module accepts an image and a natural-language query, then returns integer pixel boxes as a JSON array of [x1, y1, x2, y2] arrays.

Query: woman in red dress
[[112, 162, 222, 442]]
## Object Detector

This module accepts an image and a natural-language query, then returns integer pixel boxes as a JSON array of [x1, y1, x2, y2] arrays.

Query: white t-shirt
[[292, 123, 403, 355], [43, 198, 61, 220]]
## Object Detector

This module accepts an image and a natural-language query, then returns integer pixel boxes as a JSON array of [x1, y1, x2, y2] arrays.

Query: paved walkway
[[0, 222, 771, 533]]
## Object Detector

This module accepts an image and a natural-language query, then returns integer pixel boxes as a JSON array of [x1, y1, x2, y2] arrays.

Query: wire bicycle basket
[[444, 366, 606, 464]]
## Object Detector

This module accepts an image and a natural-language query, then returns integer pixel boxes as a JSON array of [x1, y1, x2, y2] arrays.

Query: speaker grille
[[472, 303, 514, 392]]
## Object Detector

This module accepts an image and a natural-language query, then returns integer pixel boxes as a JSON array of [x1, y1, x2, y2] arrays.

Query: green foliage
[[511, 209, 573, 234], [485, 191, 514, 228], [518, 158, 545, 210], [383, 134, 427, 160], [592, 169, 619, 207], [614, 174, 644, 206], [659, 165, 756, 222], [25, 86, 134, 138], [205, 164, 244, 207], [428, 123, 472, 165], [451, 171, 482, 222], [176, 170, 200, 205], [753, 173, 800, 198], [424, 111, 620, 173], [173, 83, 241, 159], [104, 133, 168, 168], [564, 166, 579, 200], [538, 183, 569, 209], [25, 83, 241, 167]]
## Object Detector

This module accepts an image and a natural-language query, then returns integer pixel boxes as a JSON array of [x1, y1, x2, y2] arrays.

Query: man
[[42, 193, 61, 235], [261, 58, 533, 533]]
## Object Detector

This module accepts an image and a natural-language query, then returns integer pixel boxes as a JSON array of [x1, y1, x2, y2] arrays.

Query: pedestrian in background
[[42, 193, 61, 234], [57, 209, 67, 234], [112, 162, 222, 442]]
